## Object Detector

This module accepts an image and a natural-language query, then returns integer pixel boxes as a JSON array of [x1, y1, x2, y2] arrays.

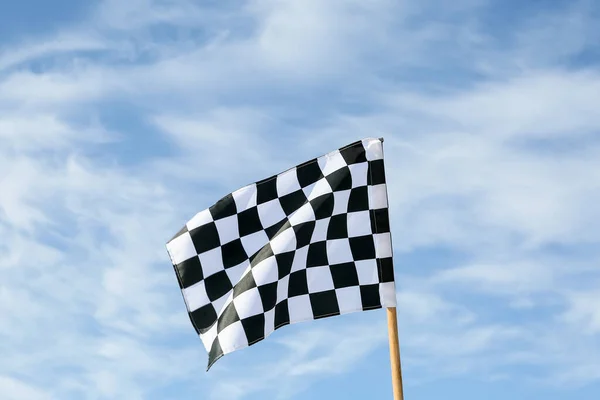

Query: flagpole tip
[[379, 137, 384, 143]]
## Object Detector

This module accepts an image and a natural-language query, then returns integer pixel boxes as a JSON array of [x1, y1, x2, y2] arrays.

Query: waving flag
[[166, 138, 396, 370]]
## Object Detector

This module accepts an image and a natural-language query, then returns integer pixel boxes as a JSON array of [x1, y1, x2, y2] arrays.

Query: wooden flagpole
[[387, 307, 405, 400], [377, 137, 404, 398]]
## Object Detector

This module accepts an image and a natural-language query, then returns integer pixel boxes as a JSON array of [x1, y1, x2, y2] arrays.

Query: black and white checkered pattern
[[166, 138, 396, 370]]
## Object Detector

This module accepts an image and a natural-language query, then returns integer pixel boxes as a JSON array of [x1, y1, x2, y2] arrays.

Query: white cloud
[[0, 376, 49, 400], [511, 1, 600, 69], [560, 289, 600, 335], [0, 67, 113, 106], [396, 289, 475, 324], [248, 0, 398, 76], [388, 70, 600, 138], [431, 261, 556, 294], [0, 34, 108, 73]]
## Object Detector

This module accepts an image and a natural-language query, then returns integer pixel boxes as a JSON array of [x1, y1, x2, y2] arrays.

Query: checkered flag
[[166, 138, 396, 370]]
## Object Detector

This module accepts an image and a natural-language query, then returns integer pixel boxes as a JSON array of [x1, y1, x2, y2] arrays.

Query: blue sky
[[1, 0, 600, 399]]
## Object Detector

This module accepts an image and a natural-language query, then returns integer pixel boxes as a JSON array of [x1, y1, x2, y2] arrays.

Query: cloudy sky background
[[1, 0, 599, 399]]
